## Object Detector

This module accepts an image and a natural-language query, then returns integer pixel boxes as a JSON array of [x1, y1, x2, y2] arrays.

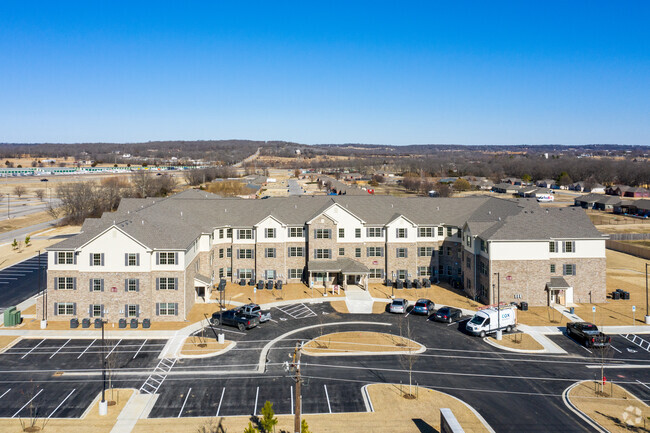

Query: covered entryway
[[194, 274, 212, 302], [308, 258, 370, 291], [546, 276, 573, 306]]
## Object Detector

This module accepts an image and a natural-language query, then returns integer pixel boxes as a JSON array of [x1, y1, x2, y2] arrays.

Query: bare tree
[[399, 320, 419, 399], [13, 185, 26, 198], [34, 189, 45, 201], [18, 380, 44, 432]]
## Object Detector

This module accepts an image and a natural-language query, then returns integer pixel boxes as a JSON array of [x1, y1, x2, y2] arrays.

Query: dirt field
[[488, 333, 544, 351], [0, 209, 58, 234], [180, 336, 232, 356], [0, 225, 81, 270], [517, 306, 566, 326], [0, 336, 19, 352], [569, 381, 649, 432], [132, 383, 490, 433], [210, 282, 345, 305], [302, 331, 423, 355], [369, 282, 483, 310], [329, 300, 349, 314]]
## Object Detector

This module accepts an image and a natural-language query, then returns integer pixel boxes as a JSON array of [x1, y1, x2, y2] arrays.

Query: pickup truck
[[211, 310, 259, 331], [566, 322, 611, 348], [237, 303, 272, 323]]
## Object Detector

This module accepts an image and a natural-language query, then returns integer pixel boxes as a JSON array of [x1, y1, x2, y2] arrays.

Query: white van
[[466, 306, 517, 337]]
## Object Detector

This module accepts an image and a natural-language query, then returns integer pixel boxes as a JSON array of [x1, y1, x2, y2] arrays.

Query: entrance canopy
[[309, 258, 369, 274], [546, 276, 571, 290], [194, 274, 211, 286]]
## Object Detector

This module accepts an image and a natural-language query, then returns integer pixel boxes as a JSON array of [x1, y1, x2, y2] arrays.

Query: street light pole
[[99, 319, 108, 415], [494, 272, 502, 340]]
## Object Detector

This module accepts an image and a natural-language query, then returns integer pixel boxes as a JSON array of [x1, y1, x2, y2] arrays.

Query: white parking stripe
[[49, 339, 71, 359], [47, 389, 76, 419], [253, 386, 259, 415], [133, 339, 147, 359], [215, 388, 225, 417], [324, 385, 332, 413], [610, 345, 622, 354], [77, 339, 96, 359], [0, 277, 18, 280], [105, 339, 122, 358], [0, 389, 11, 400], [178, 388, 192, 417], [636, 380, 650, 391], [12, 389, 43, 418], [21, 339, 45, 359]]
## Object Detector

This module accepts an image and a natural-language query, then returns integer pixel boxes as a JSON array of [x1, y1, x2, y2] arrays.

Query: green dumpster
[[3, 307, 16, 327], [13, 310, 21, 326]]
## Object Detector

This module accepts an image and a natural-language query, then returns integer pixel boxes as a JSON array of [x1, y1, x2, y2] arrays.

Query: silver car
[[389, 298, 408, 314]]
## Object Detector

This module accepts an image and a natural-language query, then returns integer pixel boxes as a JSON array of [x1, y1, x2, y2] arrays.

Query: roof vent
[[391, 204, 394, 208], [180, 211, 183, 217], [498, 217, 501, 221], [295, 204, 297, 209], [436, 206, 439, 211], [141, 220, 144, 225], [488, 211, 491, 215], [113, 220, 115, 224]]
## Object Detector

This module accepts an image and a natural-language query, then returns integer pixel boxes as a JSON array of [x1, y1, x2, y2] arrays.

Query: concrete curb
[[302, 331, 426, 357], [562, 381, 609, 433], [482, 336, 546, 354]]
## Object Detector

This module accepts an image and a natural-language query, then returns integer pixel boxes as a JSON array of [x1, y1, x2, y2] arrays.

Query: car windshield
[[438, 308, 449, 314], [470, 315, 485, 325], [415, 302, 426, 307]]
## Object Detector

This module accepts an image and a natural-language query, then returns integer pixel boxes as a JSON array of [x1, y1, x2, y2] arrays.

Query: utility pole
[[287, 341, 303, 433]]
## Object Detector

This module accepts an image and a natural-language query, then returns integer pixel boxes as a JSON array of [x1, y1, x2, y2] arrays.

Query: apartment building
[[40, 189, 607, 322]]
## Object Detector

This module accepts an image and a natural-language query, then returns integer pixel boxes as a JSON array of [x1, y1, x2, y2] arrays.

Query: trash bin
[[520, 302, 529, 311], [613, 291, 621, 300], [569, 307, 575, 315], [3, 307, 16, 327], [623, 291, 631, 300]]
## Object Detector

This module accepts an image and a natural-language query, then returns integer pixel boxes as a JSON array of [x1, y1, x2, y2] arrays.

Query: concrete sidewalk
[[110, 392, 158, 433], [345, 286, 374, 313]]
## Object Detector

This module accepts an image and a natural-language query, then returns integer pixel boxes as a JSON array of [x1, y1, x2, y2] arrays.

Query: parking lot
[[0, 252, 47, 311]]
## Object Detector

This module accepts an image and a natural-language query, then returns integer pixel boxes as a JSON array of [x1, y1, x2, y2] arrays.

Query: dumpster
[[3, 307, 16, 327]]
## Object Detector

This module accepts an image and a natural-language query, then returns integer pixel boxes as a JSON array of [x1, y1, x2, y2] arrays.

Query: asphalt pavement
[[0, 252, 47, 312]]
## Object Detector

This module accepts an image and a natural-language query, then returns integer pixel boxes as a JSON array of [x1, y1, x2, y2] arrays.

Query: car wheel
[[506, 325, 512, 333], [480, 331, 486, 338], [448, 317, 452, 324], [212, 318, 220, 326], [237, 323, 246, 331]]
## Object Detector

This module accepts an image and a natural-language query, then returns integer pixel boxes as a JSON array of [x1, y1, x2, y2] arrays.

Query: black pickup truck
[[211, 310, 260, 331], [566, 322, 611, 348]]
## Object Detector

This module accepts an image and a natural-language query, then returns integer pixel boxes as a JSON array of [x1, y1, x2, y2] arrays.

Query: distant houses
[[614, 199, 650, 217], [606, 185, 650, 198], [568, 181, 606, 193], [574, 193, 621, 211]]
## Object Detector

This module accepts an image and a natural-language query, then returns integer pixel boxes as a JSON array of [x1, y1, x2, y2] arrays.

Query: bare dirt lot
[[487, 333, 544, 351], [302, 331, 423, 355]]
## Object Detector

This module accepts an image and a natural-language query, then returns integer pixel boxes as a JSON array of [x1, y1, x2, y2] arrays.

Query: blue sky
[[0, 1, 648, 145]]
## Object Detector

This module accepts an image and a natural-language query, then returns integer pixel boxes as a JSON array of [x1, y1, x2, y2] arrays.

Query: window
[[439, 265, 444, 275], [265, 248, 276, 258], [418, 227, 433, 237], [226, 228, 232, 238], [564, 241, 575, 253], [549, 242, 557, 253], [92, 253, 103, 266], [238, 229, 253, 240], [355, 228, 361, 238], [91, 304, 102, 317], [265, 270, 276, 279], [438, 227, 444, 236], [289, 268, 302, 279], [339, 247, 345, 256], [447, 266, 452, 275], [550, 264, 556, 273], [355, 248, 361, 258], [418, 266, 431, 277], [447, 227, 452, 237], [418, 247, 433, 257], [396, 228, 407, 238], [480, 239, 486, 252], [466, 257, 471, 268], [158, 252, 176, 265], [158, 303, 176, 316], [219, 268, 224, 278], [127, 253, 138, 266], [466, 235, 472, 247], [458, 267, 462, 276], [369, 269, 384, 279], [57, 302, 75, 315], [367, 247, 384, 257], [396, 270, 407, 280], [219, 229, 224, 239], [315, 249, 331, 259], [288, 247, 304, 257], [57, 251, 74, 264], [238, 249, 253, 259], [91, 278, 103, 292], [219, 248, 224, 259], [446, 247, 452, 256], [563, 264, 576, 276], [338, 228, 345, 238], [226, 267, 232, 278], [289, 227, 304, 238], [367, 227, 382, 238], [315, 229, 331, 239], [265, 228, 276, 238], [226, 247, 232, 258], [157, 277, 177, 290], [127, 304, 138, 318], [479, 261, 487, 275], [127, 279, 138, 292], [396, 248, 407, 258], [56, 277, 75, 290], [238, 269, 253, 279]]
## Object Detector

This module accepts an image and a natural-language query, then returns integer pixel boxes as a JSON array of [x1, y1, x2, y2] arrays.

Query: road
[[0, 197, 61, 222], [1, 302, 648, 431], [233, 147, 261, 168], [0, 218, 62, 245], [287, 179, 304, 196]]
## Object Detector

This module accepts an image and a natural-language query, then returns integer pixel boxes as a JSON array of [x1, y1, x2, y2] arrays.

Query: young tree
[[259, 401, 278, 433], [399, 320, 420, 399], [34, 189, 45, 201], [24, 236, 30, 247], [243, 422, 259, 433], [522, 174, 532, 183], [13, 185, 26, 198], [301, 419, 312, 433]]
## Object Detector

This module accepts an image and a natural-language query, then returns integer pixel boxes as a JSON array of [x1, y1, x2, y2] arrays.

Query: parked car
[[566, 322, 611, 348], [433, 306, 462, 323], [389, 298, 408, 314], [412, 299, 435, 315], [237, 303, 272, 323], [210, 309, 259, 331]]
